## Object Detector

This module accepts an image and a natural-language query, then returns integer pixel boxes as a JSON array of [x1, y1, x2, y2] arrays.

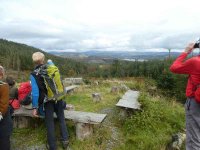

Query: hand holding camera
[[185, 43, 195, 54], [184, 39, 200, 54], [194, 39, 200, 48]]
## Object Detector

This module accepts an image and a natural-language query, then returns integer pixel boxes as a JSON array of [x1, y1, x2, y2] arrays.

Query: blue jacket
[[30, 75, 39, 109], [30, 65, 47, 116]]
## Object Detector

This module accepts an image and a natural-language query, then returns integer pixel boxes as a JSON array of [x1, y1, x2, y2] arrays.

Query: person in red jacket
[[170, 42, 200, 149]]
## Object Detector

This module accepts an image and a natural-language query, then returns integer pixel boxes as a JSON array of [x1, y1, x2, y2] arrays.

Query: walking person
[[30, 52, 69, 150], [170, 42, 200, 149], [0, 66, 13, 150]]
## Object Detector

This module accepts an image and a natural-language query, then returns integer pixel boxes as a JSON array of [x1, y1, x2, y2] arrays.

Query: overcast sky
[[1, 0, 200, 52]]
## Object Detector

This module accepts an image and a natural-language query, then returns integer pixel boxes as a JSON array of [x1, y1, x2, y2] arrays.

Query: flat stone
[[116, 90, 140, 109]]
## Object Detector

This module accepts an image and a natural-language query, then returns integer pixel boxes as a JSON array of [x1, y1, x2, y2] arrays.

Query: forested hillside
[[0, 39, 188, 102], [0, 39, 87, 75]]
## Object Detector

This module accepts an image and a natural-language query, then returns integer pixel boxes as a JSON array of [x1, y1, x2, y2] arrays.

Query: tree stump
[[92, 93, 101, 102], [166, 133, 186, 150], [76, 123, 93, 140], [66, 104, 75, 111], [94, 81, 99, 86], [13, 116, 43, 128], [147, 86, 157, 96], [120, 84, 129, 92], [111, 86, 120, 93]]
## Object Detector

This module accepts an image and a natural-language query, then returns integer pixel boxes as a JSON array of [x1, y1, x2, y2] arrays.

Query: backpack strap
[[9, 99, 15, 105]]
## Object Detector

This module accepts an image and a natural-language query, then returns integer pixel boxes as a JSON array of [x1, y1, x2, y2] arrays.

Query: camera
[[194, 39, 200, 48]]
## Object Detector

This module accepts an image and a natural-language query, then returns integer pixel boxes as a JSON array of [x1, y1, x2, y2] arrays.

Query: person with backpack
[[170, 42, 200, 149], [30, 52, 69, 150], [0, 66, 13, 150]]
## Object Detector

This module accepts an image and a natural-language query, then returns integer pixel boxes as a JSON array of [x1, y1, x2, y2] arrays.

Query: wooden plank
[[63, 78, 83, 84], [116, 99, 140, 109], [13, 107, 107, 124], [13, 107, 35, 117], [116, 90, 141, 109], [65, 85, 79, 93], [64, 110, 107, 124]]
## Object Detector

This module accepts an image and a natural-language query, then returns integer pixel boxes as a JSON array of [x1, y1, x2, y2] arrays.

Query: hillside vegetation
[[0, 39, 87, 76]]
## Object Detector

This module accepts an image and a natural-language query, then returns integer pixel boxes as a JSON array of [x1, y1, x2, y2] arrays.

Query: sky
[[1, 0, 200, 52]]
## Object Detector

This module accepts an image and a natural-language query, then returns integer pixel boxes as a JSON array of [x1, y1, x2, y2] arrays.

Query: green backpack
[[36, 64, 65, 102]]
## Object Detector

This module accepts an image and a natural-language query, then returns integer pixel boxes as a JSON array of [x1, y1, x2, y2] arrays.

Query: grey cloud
[[130, 32, 200, 50]]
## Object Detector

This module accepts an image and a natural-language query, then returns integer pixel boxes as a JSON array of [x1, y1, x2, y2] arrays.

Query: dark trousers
[[0, 136, 10, 150], [44, 100, 69, 150], [0, 108, 12, 150], [185, 97, 200, 150]]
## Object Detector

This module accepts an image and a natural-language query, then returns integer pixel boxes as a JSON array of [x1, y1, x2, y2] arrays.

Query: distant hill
[[49, 50, 183, 63], [0, 39, 87, 75]]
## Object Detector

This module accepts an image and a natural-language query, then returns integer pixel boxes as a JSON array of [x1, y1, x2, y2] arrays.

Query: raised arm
[[170, 43, 196, 74]]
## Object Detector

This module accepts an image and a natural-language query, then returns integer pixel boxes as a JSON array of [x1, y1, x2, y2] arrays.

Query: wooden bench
[[64, 85, 79, 94], [13, 107, 107, 140], [116, 90, 141, 109], [63, 78, 83, 86]]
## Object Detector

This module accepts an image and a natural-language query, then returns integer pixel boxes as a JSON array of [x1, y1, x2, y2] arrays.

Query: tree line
[[87, 58, 188, 102]]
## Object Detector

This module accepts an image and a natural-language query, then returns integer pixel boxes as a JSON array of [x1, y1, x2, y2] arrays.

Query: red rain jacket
[[170, 52, 200, 97]]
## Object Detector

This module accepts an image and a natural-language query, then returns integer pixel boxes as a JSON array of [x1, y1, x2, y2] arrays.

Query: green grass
[[65, 84, 124, 112], [12, 123, 47, 148], [119, 93, 185, 150], [12, 78, 185, 150]]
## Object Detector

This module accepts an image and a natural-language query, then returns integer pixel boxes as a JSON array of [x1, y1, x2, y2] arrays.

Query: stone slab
[[116, 90, 140, 109], [13, 107, 107, 125], [65, 85, 79, 93]]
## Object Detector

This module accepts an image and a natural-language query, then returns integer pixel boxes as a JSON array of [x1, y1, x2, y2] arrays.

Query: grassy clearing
[[117, 93, 185, 150], [12, 77, 185, 150], [12, 124, 47, 149], [66, 83, 123, 112]]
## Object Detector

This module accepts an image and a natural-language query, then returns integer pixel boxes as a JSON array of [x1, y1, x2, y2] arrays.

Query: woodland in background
[[88, 59, 188, 102], [0, 39, 87, 75], [0, 39, 188, 102]]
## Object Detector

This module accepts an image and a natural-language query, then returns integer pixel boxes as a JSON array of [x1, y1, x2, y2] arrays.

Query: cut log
[[65, 104, 75, 111], [166, 133, 186, 150], [92, 93, 101, 102], [111, 86, 120, 93], [76, 123, 93, 140]]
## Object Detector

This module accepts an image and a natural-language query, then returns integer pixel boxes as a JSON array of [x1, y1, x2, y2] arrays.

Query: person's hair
[[0, 66, 5, 77], [32, 52, 45, 64], [6, 76, 15, 86]]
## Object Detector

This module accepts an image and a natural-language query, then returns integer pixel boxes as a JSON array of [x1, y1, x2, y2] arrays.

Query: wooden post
[[13, 116, 43, 128], [66, 104, 75, 111], [92, 93, 101, 102], [111, 86, 120, 93], [76, 123, 93, 140]]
